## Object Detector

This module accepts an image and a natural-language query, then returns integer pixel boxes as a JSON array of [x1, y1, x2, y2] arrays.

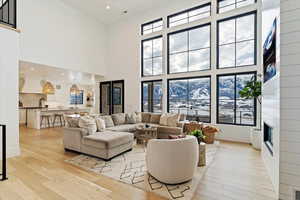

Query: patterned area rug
[[65, 142, 219, 200]]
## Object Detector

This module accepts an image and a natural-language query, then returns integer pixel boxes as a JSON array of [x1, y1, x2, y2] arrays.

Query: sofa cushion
[[95, 118, 106, 132], [82, 131, 134, 149], [126, 112, 137, 124], [135, 112, 142, 123], [167, 114, 180, 127], [159, 113, 169, 126], [106, 124, 137, 132], [100, 116, 115, 128], [141, 112, 151, 123], [150, 114, 161, 124], [78, 116, 97, 135], [65, 117, 80, 128], [111, 113, 126, 125]]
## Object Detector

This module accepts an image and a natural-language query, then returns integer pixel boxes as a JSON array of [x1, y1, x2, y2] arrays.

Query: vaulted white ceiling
[[60, 0, 193, 24]]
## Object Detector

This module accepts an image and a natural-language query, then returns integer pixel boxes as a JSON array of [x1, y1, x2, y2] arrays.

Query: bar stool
[[53, 113, 65, 127], [40, 113, 53, 128]]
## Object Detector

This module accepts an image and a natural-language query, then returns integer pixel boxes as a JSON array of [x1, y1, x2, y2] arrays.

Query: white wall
[[279, 0, 300, 199], [18, 0, 108, 76], [105, 0, 261, 143], [0, 27, 20, 158], [261, 0, 280, 197]]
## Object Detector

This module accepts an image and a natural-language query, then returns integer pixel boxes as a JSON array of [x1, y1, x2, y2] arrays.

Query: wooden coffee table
[[136, 126, 158, 146]]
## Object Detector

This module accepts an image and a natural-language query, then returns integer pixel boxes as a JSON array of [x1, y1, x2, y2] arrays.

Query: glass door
[[100, 80, 124, 115], [100, 82, 111, 115], [112, 80, 124, 114]]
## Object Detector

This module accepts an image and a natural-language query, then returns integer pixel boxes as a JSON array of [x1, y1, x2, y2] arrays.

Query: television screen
[[263, 18, 277, 83]]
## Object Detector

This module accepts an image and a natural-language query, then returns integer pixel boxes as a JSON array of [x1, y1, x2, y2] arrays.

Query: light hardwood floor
[[0, 127, 277, 200]]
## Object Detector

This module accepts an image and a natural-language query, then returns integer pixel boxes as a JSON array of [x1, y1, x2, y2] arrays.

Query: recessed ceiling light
[[106, 5, 110, 10], [123, 10, 128, 14], [30, 67, 35, 71]]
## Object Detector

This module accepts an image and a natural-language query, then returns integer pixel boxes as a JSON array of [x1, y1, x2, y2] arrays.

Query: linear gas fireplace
[[264, 123, 273, 156]]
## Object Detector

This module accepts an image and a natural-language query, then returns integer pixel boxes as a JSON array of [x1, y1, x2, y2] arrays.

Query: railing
[[0, 124, 7, 181], [0, 0, 16, 28]]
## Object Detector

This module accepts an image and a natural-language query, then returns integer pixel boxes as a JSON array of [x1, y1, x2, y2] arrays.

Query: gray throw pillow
[[111, 113, 126, 125], [126, 112, 137, 124], [100, 116, 115, 128]]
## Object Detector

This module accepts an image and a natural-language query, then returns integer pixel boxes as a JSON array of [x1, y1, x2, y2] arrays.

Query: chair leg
[[40, 117, 43, 128], [47, 117, 51, 128], [59, 116, 63, 127], [53, 116, 56, 127]]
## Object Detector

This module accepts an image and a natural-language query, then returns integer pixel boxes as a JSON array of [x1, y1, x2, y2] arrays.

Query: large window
[[217, 12, 256, 68], [142, 80, 163, 113], [218, 0, 256, 13], [168, 77, 211, 122], [217, 72, 256, 126], [168, 24, 211, 74], [168, 4, 211, 28], [141, 18, 163, 35], [70, 90, 84, 105], [142, 36, 163, 76]]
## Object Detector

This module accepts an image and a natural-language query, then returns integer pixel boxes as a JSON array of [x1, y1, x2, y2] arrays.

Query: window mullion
[[234, 75, 237, 125]]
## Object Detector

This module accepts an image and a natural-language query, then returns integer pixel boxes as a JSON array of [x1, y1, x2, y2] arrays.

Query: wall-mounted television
[[263, 18, 277, 83]]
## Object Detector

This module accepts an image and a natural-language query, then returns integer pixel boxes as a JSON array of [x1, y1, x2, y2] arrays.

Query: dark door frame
[[99, 80, 125, 114]]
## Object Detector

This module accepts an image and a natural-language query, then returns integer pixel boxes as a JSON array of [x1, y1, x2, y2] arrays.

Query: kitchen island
[[25, 108, 91, 129]]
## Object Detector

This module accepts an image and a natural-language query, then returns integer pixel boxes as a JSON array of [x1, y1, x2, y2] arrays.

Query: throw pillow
[[111, 113, 126, 125], [126, 112, 137, 124], [78, 116, 97, 135], [65, 117, 80, 128], [168, 135, 186, 139], [141, 112, 151, 123], [95, 118, 106, 132], [167, 114, 180, 127], [150, 114, 161, 124], [159, 113, 169, 126], [135, 112, 142, 123], [100, 116, 115, 128]]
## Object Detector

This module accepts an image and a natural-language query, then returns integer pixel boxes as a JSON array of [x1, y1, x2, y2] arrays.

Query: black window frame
[[217, 0, 257, 14], [167, 23, 211, 74], [141, 79, 163, 113], [70, 90, 84, 105], [141, 18, 163, 35], [167, 76, 212, 123], [217, 11, 257, 69], [141, 35, 163, 77], [0, 0, 17, 28], [167, 3, 211, 28], [216, 71, 257, 126]]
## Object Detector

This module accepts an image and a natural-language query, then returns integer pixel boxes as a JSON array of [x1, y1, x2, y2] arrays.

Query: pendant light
[[42, 81, 55, 94], [70, 84, 80, 94]]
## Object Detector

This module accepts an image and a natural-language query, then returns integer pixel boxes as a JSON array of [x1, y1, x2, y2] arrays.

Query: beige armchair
[[146, 135, 199, 184]]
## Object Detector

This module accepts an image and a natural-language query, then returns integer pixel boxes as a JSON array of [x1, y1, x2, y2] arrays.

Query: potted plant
[[239, 75, 262, 150], [189, 129, 206, 144]]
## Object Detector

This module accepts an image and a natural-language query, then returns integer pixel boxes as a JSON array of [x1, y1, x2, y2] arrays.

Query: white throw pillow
[[79, 116, 97, 135], [167, 114, 180, 127], [159, 113, 170, 126], [95, 118, 106, 132]]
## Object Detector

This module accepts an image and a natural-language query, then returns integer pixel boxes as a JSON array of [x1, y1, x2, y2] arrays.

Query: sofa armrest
[[63, 127, 89, 137], [157, 126, 183, 139], [63, 128, 88, 151]]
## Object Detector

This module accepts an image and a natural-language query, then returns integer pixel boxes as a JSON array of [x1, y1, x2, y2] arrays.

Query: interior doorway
[[100, 80, 124, 115]]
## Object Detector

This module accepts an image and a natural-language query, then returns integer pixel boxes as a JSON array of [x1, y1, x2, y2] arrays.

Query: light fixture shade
[[42, 81, 55, 94], [70, 84, 80, 94]]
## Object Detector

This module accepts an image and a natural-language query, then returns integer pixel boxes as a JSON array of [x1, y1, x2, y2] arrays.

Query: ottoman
[[81, 131, 134, 160]]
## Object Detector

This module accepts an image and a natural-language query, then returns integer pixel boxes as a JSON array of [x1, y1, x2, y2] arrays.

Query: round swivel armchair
[[146, 135, 199, 184]]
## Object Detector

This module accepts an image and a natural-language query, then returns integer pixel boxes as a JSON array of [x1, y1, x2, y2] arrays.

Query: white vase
[[250, 128, 262, 150]]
